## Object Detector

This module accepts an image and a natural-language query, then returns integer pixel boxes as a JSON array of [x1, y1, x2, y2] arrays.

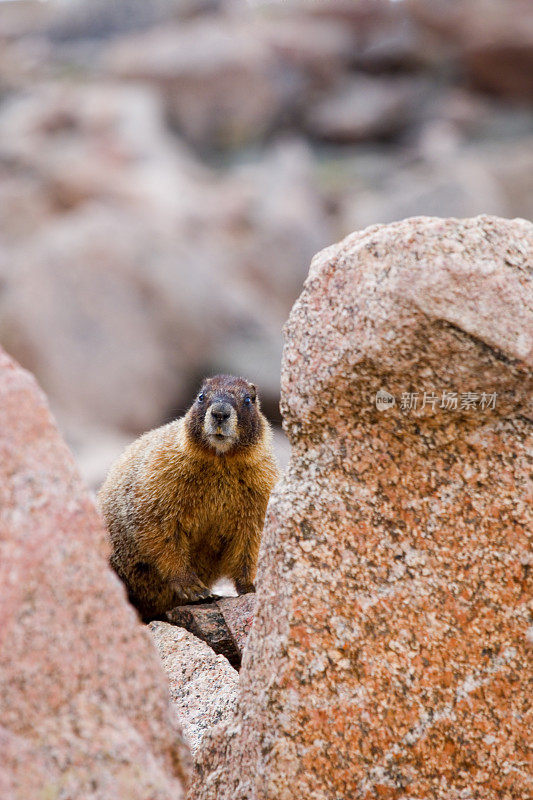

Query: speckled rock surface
[[167, 594, 256, 668], [149, 622, 238, 754], [0, 348, 189, 799], [218, 593, 256, 655], [191, 215, 532, 800], [167, 601, 241, 669]]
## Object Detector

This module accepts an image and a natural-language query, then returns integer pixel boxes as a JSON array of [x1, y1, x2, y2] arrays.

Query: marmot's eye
[[198, 392, 205, 402], [244, 396, 252, 406]]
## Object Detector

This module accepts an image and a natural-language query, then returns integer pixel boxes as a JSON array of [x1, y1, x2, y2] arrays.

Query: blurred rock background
[[0, 0, 531, 488]]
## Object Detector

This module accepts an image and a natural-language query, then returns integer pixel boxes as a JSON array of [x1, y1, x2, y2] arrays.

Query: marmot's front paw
[[169, 574, 213, 604], [235, 580, 256, 595]]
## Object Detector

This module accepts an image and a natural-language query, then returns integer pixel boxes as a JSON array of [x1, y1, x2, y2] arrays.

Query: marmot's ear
[[249, 383, 257, 400]]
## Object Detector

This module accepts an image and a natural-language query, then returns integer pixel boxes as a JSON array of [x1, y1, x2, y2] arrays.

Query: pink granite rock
[[0, 348, 190, 799], [305, 74, 422, 142], [191, 215, 532, 800], [409, 0, 533, 101], [105, 18, 291, 149], [167, 602, 241, 669], [149, 622, 238, 754], [166, 594, 256, 669], [218, 593, 256, 656]]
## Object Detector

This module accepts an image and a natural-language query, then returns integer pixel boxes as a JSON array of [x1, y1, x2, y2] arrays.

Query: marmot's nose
[[210, 402, 231, 423]]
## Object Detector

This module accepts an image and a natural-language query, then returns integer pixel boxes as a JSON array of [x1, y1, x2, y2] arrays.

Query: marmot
[[98, 375, 279, 621]]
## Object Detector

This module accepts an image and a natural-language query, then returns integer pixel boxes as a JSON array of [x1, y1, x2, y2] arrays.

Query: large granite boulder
[[105, 18, 294, 150], [0, 348, 190, 799], [191, 215, 532, 800]]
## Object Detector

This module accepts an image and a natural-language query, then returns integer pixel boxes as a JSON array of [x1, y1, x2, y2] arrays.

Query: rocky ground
[[1, 214, 531, 799], [0, 0, 532, 488], [0, 2, 532, 797]]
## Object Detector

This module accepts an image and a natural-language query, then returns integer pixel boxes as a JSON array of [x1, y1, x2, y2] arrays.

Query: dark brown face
[[185, 375, 263, 455]]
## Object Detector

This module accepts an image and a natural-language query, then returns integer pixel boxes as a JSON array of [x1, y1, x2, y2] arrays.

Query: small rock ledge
[[166, 594, 256, 670]]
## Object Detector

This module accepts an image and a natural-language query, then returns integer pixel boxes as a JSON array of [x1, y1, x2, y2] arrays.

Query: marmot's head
[[185, 374, 264, 455]]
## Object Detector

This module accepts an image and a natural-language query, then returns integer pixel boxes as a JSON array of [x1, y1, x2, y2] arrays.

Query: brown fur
[[97, 375, 279, 621]]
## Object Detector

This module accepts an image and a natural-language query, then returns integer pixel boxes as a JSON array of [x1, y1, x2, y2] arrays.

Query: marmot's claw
[[188, 585, 213, 602], [188, 592, 223, 605], [169, 577, 213, 604]]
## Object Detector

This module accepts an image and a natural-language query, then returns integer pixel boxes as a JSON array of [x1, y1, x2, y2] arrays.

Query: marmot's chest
[[178, 463, 257, 533]]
